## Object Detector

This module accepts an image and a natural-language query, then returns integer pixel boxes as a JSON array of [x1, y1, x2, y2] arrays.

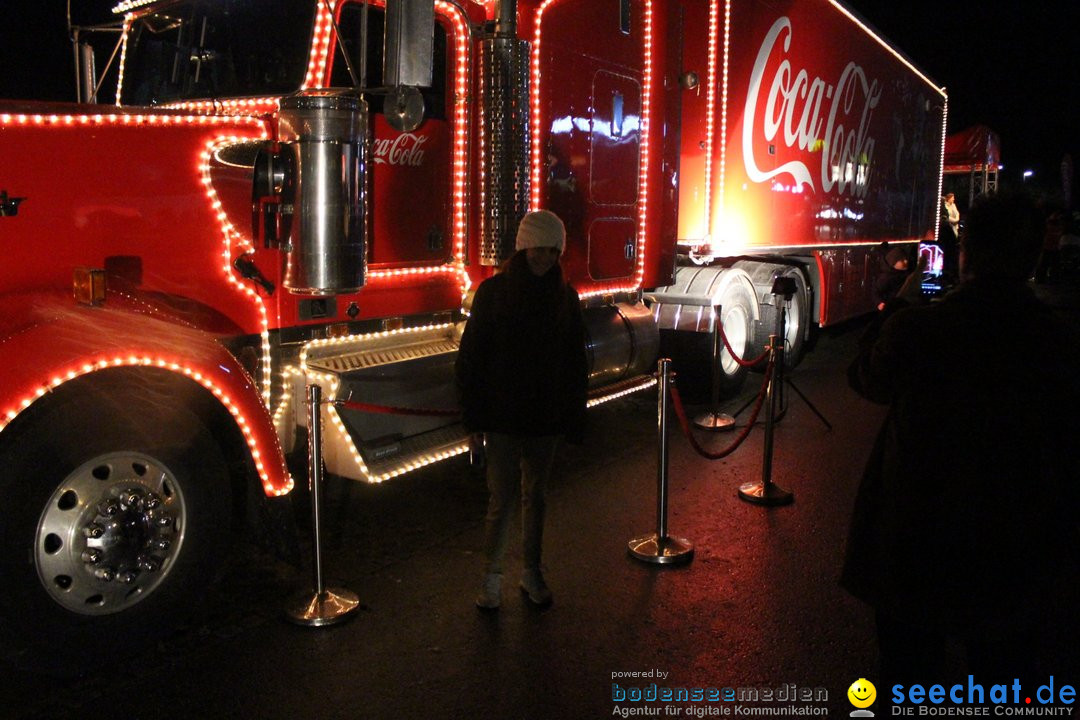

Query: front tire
[[0, 372, 231, 674]]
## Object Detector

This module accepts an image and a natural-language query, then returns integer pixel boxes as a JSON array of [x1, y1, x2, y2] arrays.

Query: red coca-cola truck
[[0, 0, 944, 666]]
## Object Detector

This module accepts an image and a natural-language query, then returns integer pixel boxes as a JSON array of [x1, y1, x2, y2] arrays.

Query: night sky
[[843, 0, 1079, 197], [4, 1, 1077, 198]]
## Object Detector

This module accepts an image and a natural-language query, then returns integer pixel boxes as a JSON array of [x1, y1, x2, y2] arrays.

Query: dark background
[[4, 1, 1077, 200], [844, 0, 1079, 201]]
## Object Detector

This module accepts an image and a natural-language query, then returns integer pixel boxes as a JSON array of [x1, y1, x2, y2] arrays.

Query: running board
[[276, 323, 658, 483], [290, 323, 467, 483]]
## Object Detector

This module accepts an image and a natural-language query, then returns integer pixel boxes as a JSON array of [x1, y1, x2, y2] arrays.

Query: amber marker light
[[73, 268, 107, 306]]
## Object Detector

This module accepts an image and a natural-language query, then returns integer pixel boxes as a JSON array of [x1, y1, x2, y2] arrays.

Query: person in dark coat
[[844, 192, 1080, 687], [456, 209, 587, 610], [873, 246, 912, 311]]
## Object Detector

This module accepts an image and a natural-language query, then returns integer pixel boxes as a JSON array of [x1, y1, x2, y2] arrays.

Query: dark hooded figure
[[844, 192, 1080, 687], [873, 246, 912, 310]]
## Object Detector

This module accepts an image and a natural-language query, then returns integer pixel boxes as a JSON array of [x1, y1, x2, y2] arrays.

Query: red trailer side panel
[[685, 0, 945, 263]]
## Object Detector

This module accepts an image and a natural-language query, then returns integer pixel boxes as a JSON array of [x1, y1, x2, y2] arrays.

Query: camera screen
[[918, 243, 945, 294]]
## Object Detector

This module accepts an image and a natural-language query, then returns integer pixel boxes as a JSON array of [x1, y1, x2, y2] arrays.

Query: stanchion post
[[695, 304, 736, 431], [738, 284, 795, 506], [286, 383, 361, 626], [629, 358, 694, 565]]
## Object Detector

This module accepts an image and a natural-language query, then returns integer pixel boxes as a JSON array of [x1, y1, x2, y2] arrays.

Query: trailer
[[0, 0, 944, 668]]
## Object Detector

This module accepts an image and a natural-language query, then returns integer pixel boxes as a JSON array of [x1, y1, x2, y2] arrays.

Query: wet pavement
[[4, 283, 1078, 720]]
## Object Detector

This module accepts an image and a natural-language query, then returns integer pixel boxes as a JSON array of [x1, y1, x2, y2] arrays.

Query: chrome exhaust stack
[[480, 0, 530, 266]]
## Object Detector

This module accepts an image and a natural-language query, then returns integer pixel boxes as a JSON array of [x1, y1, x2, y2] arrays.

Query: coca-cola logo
[[743, 17, 881, 198], [373, 132, 428, 166]]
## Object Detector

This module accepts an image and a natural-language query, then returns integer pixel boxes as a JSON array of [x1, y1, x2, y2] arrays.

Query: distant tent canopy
[[944, 125, 1001, 172], [943, 125, 1000, 204]]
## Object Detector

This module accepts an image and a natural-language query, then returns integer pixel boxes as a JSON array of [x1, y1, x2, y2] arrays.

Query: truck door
[[329, 2, 454, 269], [535, 0, 651, 289]]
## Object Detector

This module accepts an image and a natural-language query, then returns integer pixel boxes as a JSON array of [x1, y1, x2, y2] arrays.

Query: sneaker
[[519, 568, 553, 607], [475, 573, 502, 610]]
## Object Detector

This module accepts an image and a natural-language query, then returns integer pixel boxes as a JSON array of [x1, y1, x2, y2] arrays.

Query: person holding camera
[[843, 192, 1080, 685]]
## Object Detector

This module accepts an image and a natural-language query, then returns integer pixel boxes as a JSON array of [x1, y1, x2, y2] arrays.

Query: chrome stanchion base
[[285, 588, 361, 627], [628, 533, 694, 565], [738, 481, 794, 506], [694, 411, 736, 431]]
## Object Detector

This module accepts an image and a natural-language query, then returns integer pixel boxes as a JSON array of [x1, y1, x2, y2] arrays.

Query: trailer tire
[[715, 280, 757, 395], [0, 376, 231, 675]]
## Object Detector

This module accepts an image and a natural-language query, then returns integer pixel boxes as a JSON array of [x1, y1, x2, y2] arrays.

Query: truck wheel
[[0, 379, 230, 674], [715, 280, 757, 395]]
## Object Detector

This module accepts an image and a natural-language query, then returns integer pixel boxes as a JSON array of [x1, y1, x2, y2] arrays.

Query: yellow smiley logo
[[848, 678, 877, 708]]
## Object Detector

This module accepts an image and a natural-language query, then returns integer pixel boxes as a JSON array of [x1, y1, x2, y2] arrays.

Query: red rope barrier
[[669, 356, 774, 460], [718, 322, 769, 368], [333, 399, 460, 417]]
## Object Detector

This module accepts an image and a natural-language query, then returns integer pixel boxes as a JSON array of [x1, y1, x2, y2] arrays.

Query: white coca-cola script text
[[373, 133, 429, 167], [742, 17, 881, 197]]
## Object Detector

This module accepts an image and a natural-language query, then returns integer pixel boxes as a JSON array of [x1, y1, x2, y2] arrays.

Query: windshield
[[119, 0, 315, 105]]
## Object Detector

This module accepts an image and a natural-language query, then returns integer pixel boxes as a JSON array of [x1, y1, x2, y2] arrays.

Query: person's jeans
[[481, 433, 560, 575]]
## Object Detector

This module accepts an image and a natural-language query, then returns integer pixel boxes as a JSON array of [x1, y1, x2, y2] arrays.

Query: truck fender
[[0, 298, 292, 497]]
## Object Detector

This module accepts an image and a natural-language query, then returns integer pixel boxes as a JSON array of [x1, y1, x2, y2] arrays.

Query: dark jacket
[[872, 267, 908, 307], [843, 280, 1080, 636], [455, 252, 588, 442]]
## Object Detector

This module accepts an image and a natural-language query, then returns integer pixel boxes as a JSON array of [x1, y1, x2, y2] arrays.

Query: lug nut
[[118, 570, 139, 584], [156, 515, 172, 528], [83, 524, 104, 539], [97, 501, 120, 517], [153, 538, 171, 551], [122, 492, 143, 509], [137, 555, 161, 572], [145, 497, 161, 510], [81, 549, 102, 564], [94, 567, 116, 582]]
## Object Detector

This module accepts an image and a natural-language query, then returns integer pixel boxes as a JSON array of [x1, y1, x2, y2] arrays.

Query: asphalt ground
[[4, 281, 1078, 720]]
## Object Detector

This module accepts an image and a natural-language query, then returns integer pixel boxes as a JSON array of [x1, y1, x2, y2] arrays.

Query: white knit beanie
[[515, 210, 566, 253]]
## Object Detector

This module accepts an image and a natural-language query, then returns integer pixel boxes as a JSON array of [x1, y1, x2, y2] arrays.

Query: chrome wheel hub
[[721, 305, 750, 375], [36, 452, 187, 615], [784, 294, 801, 355]]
